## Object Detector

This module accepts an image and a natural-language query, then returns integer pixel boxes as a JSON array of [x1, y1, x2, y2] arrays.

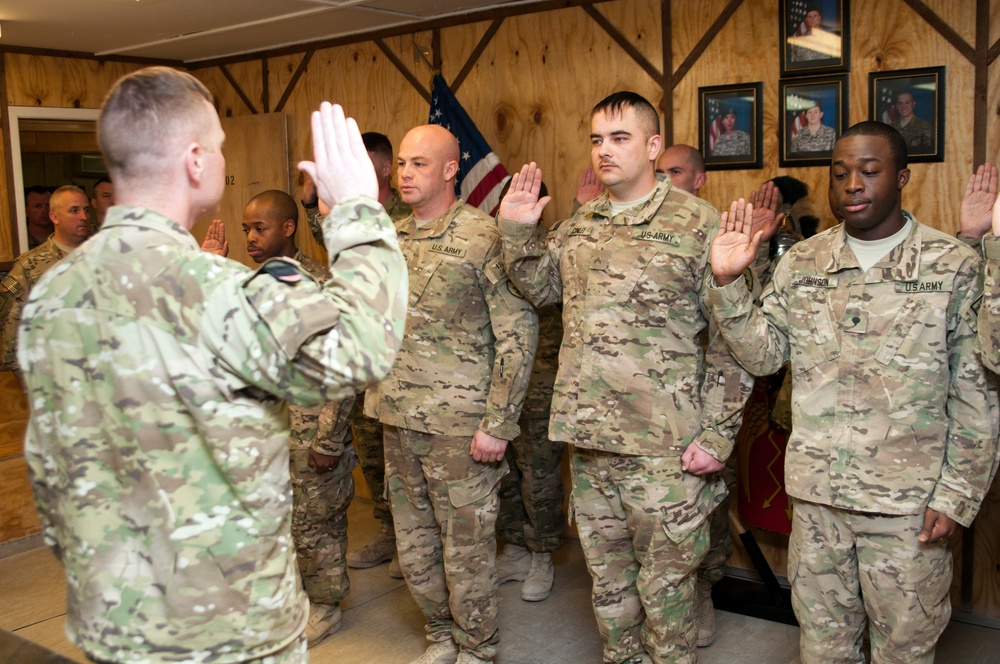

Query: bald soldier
[[365, 124, 538, 664], [655, 144, 707, 198], [242, 189, 358, 646], [1, 185, 90, 381]]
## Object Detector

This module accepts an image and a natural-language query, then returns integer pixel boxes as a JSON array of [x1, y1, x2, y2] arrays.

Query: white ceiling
[[0, 0, 543, 64]]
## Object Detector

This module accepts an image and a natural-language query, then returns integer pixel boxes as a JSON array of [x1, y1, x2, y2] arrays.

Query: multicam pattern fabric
[[365, 200, 538, 441], [892, 116, 934, 151], [497, 303, 565, 552], [0, 237, 67, 377], [288, 249, 358, 605], [308, 188, 412, 249], [500, 178, 753, 461], [709, 213, 999, 525], [790, 124, 836, 153], [19, 199, 407, 663]]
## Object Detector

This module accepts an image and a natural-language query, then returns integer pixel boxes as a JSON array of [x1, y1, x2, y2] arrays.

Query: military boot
[[455, 651, 491, 663], [695, 577, 716, 647], [409, 640, 458, 664], [347, 521, 396, 569], [520, 552, 554, 601], [495, 543, 531, 583], [305, 603, 342, 647]]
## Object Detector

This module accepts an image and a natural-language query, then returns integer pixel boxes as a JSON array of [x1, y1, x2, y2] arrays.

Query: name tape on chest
[[792, 275, 837, 288]]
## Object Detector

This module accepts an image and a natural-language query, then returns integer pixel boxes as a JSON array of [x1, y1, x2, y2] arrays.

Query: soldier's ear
[[283, 218, 296, 239]]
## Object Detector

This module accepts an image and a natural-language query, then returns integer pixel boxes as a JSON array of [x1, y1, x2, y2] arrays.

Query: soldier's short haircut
[[362, 132, 393, 161], [839, 121, 908, 171], [591, 91, 660, 139], [50, 185, 88, 211], [768, 176, 809, 206], [247, 189, 299, 233], [99, 67, 215, 183], [25, 185, 49, 198], [92, 177, 112, 195]]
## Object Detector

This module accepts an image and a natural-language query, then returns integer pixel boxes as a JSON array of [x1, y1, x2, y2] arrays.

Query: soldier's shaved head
[[656, 144, 707, 196], [397, 124, 461, 220]]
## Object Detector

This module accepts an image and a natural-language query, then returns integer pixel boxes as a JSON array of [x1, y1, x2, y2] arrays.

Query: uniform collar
[[396, 199, 465, 239], [101, 206, 202, 252], [577, 177, 673, 227], [823, 210, 921, 281]]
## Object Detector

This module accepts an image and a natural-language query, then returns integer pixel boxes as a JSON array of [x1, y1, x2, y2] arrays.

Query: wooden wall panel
[[0, 371, 38, 542], [4, 54, 143, 108]]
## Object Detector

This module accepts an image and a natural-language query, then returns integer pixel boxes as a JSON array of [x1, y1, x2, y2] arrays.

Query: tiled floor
[[1, 499, 997, 663]]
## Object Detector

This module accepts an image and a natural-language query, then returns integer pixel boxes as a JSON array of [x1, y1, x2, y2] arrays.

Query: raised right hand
[[297, 102, 378, 207], [499, 162, 551, 225], [711, 198, 763, 286]]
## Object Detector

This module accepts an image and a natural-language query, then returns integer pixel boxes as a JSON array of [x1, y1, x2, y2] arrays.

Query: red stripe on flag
[[466, 166, 509, 209]]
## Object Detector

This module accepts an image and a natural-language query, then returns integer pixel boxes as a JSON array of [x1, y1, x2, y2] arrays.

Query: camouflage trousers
[[698, 453, 736, 585], [352, 392, 392, 525], [384, 425, 507, 661], [571, 447, 722, 664], [290, 444, 358, 606], [789, 499, 953, 664], [88, 633, 308, 664], [497, 415, 566, 553]]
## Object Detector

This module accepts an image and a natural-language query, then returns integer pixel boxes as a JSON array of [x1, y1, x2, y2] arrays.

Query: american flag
[[789, 0, 811, 36], [790, 110, 807, 139], [707, 97, 724, 154], [429, 74, 510, 216], [880, 86, 897, 124]]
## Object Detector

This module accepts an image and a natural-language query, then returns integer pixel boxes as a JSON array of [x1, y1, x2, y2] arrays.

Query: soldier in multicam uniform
[[711, 108, 751, 157], [18, 68, 407, 664], [790, 104, 835, 153], [709, 121, 1000, 664], [88, 177, 116, 234], [890, 91, 934, 152], [500, 91, 753, 664], [1, 185, 91, 382], [366, 123, 537, 664], [305, 131, 411, 579], [241, 189, 358, 647]]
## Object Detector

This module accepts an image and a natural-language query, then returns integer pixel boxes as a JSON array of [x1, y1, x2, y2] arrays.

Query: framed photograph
[[699, 82, 763, 170], [780, 0, 850, 76], [779, 75, 848, 167], [869, 66, 945, 162]]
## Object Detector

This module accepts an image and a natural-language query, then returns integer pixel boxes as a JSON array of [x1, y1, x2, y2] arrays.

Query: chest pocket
[[407, 252, 444, 309], [874, 296, 946, 372], [615, 238, 700, 326], [788, 292, 840, 372]]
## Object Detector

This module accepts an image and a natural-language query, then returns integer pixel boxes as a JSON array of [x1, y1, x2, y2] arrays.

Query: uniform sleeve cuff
[[693, 430, 732, 463]]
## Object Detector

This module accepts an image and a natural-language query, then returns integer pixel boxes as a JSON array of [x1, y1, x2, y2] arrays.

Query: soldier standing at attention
[[365, 123, 537, 664], [18, 67, 407, 664], [709, 121, 999, 664], [1, 185, 90, 382], [499, 91, 753, 664], [304, 131, 411, 579], [241, 189, 358, 647]]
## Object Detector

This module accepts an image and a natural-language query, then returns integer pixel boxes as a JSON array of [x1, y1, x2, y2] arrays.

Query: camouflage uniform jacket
[[892, 115, 934, 151], [709, 214, 999, 526], [500, 178, 753, 460], [790, 124, 836, 153], [18, 200, 407, 663], [0, 237, 67, 376], [366, 200, 538, 441], [289, 249, 357, 459], [308, 188, 411, 248]]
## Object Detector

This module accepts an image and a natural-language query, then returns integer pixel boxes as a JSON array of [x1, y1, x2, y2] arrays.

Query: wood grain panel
[[4, 54, 143, 108], [190, 112, 290, 268], [0, 455, 41, 542]]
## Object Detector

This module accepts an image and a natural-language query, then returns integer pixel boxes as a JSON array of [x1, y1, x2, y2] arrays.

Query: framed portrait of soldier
[[869, 67, 945, 163], [699, 82, 763, 171], [779, 75, 848, 167], [780, 0, 850, 76]]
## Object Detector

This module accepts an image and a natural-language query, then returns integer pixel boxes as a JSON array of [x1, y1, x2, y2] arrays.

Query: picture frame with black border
[[699, 82, 764, 171], [868, 66, 945, 163], [779, 74, 848, 167], [780, 0, 850, 77]]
